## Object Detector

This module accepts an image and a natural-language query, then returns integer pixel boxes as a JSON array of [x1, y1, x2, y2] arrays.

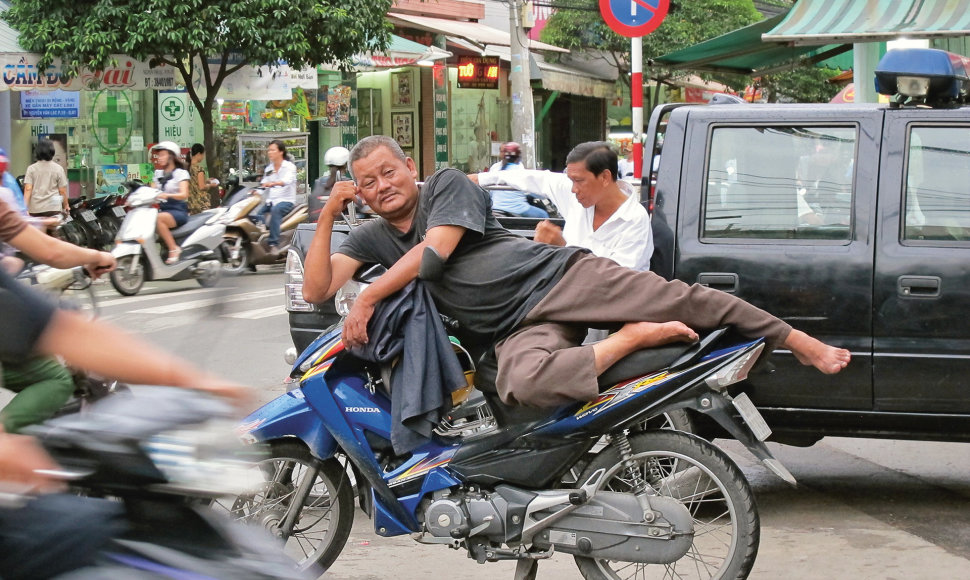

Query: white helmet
[[152, 141, 181, 157], [324, 146, 350, 167]]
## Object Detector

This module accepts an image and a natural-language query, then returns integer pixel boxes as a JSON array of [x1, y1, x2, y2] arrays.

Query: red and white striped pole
[[631, 35, 643, 179]]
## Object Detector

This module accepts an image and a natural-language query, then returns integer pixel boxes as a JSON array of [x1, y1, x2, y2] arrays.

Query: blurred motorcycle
[[11, 388, 313, 579]]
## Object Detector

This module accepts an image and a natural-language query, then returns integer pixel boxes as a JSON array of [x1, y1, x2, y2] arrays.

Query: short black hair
[[190, 143, 205, 156], [269, 139, 287, 156], [35, 139, 55, 161], [565, 141, 619, 181], [348, 135, 407, 179]]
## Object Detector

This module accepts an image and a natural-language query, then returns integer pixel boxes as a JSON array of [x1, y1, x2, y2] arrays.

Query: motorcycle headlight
[[334, 279, 367, 318]]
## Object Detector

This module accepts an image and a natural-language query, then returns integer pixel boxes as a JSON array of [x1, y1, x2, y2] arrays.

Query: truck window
[[703, 126, 856, 241], [904, 126, 970, 243]]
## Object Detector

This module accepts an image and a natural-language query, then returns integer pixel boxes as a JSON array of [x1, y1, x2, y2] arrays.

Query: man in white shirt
[[471, 141, 653, 271], [260, 139, 298, 253]]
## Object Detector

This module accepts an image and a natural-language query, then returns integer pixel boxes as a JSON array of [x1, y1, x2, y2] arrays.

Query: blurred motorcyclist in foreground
[[0, 267, 251, 578]]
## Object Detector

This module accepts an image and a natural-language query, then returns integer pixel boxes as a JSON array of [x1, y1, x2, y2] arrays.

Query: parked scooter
[[225, 261, 794, 578], [221, 187, 308, 274], [109, 182, 226, 296], [92, 192, 128, 245]]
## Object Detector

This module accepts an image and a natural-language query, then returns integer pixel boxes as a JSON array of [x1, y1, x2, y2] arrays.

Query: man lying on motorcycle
[[302, 135, 850, 408]]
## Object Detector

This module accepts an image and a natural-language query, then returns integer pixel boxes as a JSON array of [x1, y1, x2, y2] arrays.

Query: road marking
[[222, 305, 284, 320], [128, 288, 282, 314], [96, 287, 225, 306]]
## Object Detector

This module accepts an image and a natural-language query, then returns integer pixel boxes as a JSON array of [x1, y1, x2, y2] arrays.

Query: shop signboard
[[433, 64, 449, 171], [0, 54, 176, 91], [456, 56, 500, 90], [21, 90, 80, 118], [157, 91, 198, 148]]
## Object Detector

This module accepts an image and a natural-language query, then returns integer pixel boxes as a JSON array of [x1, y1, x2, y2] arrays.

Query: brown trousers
[[493, 254, 793, 407]]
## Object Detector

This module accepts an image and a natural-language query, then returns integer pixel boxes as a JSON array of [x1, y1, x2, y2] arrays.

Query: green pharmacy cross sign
[[161, 96, 184, 121], [91, 91, 134, 153]]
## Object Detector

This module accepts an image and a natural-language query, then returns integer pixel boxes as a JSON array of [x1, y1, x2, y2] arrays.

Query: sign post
[[599, 0, 669, 180]]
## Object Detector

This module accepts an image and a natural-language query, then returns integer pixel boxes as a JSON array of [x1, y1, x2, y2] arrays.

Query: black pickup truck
[[284, 47, 970, 445]]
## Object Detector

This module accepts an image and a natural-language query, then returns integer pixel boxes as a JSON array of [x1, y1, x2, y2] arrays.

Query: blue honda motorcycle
[[228, 302, 796, 580]]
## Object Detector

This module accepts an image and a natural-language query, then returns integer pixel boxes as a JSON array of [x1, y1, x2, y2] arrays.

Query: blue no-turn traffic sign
[[599, 0, 669, 38]]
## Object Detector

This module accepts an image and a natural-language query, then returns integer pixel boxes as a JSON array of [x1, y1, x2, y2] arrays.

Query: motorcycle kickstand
[[513, 559, 537, 580]]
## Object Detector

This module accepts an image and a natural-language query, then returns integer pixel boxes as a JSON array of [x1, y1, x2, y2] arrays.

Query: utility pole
[[508, 0, 536, 168]]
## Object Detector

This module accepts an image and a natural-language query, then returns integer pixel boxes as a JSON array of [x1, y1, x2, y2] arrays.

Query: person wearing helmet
[[23, 139, 69, 219], [485, 142, 548, 219], [489, 142, 523, 172], [310, 146, 351, 222], [151, 141, 190, 264]]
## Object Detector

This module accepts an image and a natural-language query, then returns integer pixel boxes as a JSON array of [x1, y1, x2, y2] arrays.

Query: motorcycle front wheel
[[575, 430, 759, 580], [109, 255, 145, 296], [212, 441, 355, 572]]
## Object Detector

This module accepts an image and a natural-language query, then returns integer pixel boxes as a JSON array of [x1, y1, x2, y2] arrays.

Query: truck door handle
[[898, 275, 941, 298], [697, 273, 739, 293]]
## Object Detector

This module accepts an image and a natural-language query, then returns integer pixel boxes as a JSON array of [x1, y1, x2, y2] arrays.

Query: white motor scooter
[[109, 185, 226, 296]]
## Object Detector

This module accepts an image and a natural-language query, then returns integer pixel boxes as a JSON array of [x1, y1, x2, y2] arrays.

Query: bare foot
[[617, 321, 699, 350], [784, 329, 851, 374]]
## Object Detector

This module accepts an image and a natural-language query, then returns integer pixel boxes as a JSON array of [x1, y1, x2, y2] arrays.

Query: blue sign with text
[[21, 89, 80, 119]]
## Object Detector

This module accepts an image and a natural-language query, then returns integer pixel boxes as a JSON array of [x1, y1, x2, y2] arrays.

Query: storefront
[[2, 54, 175, 198]]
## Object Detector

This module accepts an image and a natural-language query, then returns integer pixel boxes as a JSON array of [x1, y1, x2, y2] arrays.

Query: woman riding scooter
[[152, 141, 190, 264]]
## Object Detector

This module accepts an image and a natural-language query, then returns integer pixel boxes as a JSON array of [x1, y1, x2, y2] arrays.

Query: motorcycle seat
[[595, 342, 696, 388], [170, 213, 211, 241]]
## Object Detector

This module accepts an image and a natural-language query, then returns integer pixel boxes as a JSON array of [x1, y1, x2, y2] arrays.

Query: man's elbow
[[302, 285, 324, 305]]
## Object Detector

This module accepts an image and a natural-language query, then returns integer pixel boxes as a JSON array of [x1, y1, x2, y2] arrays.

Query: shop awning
[[388, 12, 568, 54], [763, 0, 970, 45], [349, 34, 451, 70], [652, 14, 851, 75]]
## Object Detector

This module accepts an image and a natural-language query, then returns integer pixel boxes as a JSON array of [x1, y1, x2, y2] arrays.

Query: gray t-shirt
[[337, 168, 584, 346]]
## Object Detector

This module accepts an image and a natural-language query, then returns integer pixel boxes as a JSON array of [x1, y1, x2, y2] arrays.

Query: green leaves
[[4, 0, 392, 77]]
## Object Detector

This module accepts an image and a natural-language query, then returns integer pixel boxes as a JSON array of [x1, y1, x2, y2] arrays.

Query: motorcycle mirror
[[418, 246, 446, 282]]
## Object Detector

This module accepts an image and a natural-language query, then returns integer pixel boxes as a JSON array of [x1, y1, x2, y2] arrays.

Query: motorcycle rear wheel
[[212, 441, 354, 572], [109, 255, 145, 296], [574, 430, 759, 580], [221, 239, 250, 275]]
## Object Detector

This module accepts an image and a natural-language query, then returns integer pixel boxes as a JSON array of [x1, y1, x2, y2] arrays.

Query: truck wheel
[[110, 255, 145, 296]]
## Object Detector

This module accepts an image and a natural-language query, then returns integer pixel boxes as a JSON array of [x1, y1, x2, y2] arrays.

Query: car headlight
[[334, 279, 367, 318]]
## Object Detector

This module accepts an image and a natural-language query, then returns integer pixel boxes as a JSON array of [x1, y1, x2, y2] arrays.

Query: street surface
[[16, 268, 970, 579]]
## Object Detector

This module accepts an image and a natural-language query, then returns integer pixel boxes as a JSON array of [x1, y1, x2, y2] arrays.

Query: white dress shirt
[[262, 160, 298, 204], [477, 169, 653, 271]]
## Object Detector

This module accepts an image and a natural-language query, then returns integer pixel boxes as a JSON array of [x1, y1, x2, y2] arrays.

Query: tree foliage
[[541, 0, 761, 110], [4, 0, 392, 176], [759, 67, 841, 103]]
